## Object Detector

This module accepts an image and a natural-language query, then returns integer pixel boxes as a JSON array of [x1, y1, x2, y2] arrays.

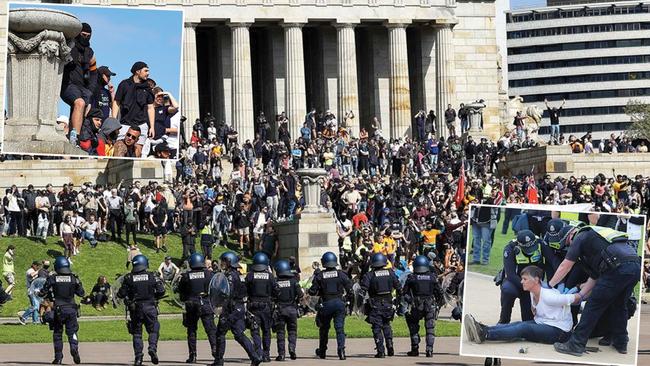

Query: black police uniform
[[215, 268, 261, 366], [499, 239, 544, 324], [274, 274, 303, 359], [360, 267, 401, 356], [245, 268, 279, 361], [41, 272, 85, 363], [402, 270, 443, 355], [308, 268, 353, 357], [178, 268, 218, 362], [117, 271, 166, 362], [561, 227, 640, 352]]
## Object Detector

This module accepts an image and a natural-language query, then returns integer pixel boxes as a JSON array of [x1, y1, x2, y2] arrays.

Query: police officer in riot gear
[[117, 254, 166, 366], [215, 252, 262, 366], [245, 252, 279, 362], [499, 229, 544, 324], [40, 256, 85, 365], [550, 224, 640, 356], [178, 253, 218, 365], [402, 255, 443, 358], [273, 259, 303, 361], [308, 251, 353, 360], [360, 253, 401, 358]]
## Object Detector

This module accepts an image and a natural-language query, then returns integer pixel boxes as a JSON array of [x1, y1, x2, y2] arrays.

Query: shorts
[[237, 228, 248, 236], [61, 84, 93, 106], [154, 226, 167, 237], [118, 123, 148, 146], [3, 272, 15, 285]]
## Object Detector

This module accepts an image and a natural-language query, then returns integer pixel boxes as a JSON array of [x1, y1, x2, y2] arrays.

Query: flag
[[494, 180, 504, 206], [526, 174, 539, 204], [455, 162, 465, 208]]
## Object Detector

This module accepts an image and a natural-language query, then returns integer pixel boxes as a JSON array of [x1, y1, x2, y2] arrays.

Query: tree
[[624, 99, 650, 140]]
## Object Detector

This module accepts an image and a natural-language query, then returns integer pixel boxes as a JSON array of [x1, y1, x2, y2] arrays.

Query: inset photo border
[[2, 2, 183, 161], [460, 204, 645, 366]]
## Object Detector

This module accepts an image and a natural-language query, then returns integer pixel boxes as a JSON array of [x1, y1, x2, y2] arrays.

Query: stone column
[[387, 23, 411, 139], [297, 168, 328, 214], [334, 23, 359, 135], [435, 22, 457, 139], [181, 22, 200, 143], [4, 8, 85, 155], [283, 23, 307, 140], [230, 22, 255, 143]]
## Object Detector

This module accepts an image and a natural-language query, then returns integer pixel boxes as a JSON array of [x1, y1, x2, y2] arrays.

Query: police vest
[[410, 273, 434, 297], [370, 269, 394, 297], [127, 272, 157, 302], [575, 226, 632, 276], [185, 269, 211, 299], [579, 225, 628, 243], [248, 270, 272, 301], [515, 247, 542, 265], [227, 269, 247, 301], [321, 269, 343, 299], [52, 274, 79, 306], [276, 277, 297, 305]]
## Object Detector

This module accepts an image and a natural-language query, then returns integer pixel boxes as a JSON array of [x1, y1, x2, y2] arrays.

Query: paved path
[[462, 271, 644, 366]]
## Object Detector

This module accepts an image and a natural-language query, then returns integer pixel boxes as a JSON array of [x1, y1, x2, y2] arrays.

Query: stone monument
[[4, 8, 87, 155], [463, 99, 491, 142], [274, 168, 339, 276]]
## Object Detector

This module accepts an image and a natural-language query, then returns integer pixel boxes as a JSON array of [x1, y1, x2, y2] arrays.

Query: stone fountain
[[4, 8, 87, 155], [274, 168, 340, 275]]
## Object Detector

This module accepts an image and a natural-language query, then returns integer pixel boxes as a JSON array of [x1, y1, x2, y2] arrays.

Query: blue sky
[[8, 3, 183, 118], [510, 0, 547, 10]]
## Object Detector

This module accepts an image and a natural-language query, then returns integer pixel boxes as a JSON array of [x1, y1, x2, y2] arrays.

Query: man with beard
[[113, 61, 155, 157], [61, 22, 97, 147], [92, 66, 116, 121]]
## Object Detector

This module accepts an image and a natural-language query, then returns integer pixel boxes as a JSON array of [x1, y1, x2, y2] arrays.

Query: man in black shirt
[[545, 98, 566, 145], [92, 66, 116, 121], [61, 22, 97, 146], [113, 61, 155, 157]]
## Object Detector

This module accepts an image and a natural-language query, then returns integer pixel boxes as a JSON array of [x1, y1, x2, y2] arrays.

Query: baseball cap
[[545, 219, 565, 243], [97, 66, 116, 78]]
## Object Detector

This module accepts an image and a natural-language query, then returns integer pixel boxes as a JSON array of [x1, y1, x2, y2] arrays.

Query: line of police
[[39, 249, 446, 365], [498, 216, 640, 357]]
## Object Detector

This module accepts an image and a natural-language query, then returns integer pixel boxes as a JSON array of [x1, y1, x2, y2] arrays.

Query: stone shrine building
[[1, 0, 502, 143]]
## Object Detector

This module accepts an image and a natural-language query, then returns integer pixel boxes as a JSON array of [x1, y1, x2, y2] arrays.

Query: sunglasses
[[125, 132, 139, 140]]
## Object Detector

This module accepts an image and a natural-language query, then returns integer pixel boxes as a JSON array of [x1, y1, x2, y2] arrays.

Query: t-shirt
[[153, 105, 171, 140], [422, 229, 442, 245], [114, 77, 154, 127], [93, 87, 113, 121], [3, 252, 14, 275], [531, 288, 574, 332], [107, 196, 123, 210], [547, 107, 563, 125], [84, 221, 98, 236], [167, 113, 180, 153]]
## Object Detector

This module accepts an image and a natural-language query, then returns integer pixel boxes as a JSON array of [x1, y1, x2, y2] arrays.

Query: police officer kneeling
[[117, 254, 166, 366], [360, 253, 401, 358], [178, 253, 218, 365], [273, 259, 303, 361], [402, 255, 443, 358], [308, 252, 353, 360], [499, 229, 544, 324], [245, 252, 279, 362], [549, 224, 640, 356], [40, 256, 85, 365]]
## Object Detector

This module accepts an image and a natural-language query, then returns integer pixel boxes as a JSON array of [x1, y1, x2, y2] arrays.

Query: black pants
[[108, 209, 123, 240], [367, 299, 395, 353], [405, 300, 436, 352], [130, 303, 160, 359], [275, 305, 298, 357], [184, 300, 218, 359], [216, 303, 259, 363], [52, 306, 79, 361], [249, 302, 273, 359], [125, 222, 138, 245]]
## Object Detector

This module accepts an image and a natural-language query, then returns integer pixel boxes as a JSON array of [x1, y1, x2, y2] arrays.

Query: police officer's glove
[[563, 287, 579, 295], [556, 283, 566, 293], [541, 281, 551, 289]]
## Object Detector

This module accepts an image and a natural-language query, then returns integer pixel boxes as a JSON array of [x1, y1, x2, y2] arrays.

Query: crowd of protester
[[59, 22, 179, 159]]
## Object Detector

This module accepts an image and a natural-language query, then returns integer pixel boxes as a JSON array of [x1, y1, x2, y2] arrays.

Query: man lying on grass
[[465, 265, 587, 344]]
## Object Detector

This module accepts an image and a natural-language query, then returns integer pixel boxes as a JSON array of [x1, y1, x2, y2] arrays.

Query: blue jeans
[[429, 154, 438, 169], [21, 294, 41, 323], [461, 118, 469, 133], [487, 320, 569, 344], [472, 222, 492, 264], [550, 124, 560, 142], [501, 208, 521, 235], [566, 261, 640, 351], [83, 231, 97, 247]]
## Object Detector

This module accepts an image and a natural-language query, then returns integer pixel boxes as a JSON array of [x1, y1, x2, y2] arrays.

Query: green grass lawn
[[0, 316, 460, 343], [0, 233, 240, 317]]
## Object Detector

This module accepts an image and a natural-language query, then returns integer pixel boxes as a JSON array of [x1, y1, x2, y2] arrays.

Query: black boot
[[186, 353, 197, 363], [598, 336, 612, 346], [51, 359, 62, 365], [338, 349, 346, 360], [71, 350, 81, 364], [134, 357, 143, 366], [315, 348, 326, 359], [407, 346, 419, 357], [386, 343, 394, 357], [426, 350, 433, 358], [374, 350, 385, 358], [251, 357, 263, 366], [149, 349, 159, 365], [289, 351, 297, 360], [275, 355, 285, 361], [263, 355, 271, 362], [211, 359, 224, 366]]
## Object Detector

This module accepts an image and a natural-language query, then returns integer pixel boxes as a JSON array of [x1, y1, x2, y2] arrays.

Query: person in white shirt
[[81, 215, 99, 248], [464, 266, 587, 344], [158, 256, 179, 282], [70, 211, 86, 256]]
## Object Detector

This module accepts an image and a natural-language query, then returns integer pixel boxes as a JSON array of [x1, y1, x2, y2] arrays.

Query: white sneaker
[[18, 316, 26, 325]]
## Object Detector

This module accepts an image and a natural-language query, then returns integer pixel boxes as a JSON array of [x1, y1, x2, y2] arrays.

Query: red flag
[[494, 181, 504, 206], [455, 162, 465, 208], [526, 175, 539, 204]]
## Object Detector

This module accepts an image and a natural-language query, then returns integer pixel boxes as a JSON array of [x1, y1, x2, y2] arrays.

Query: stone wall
[[0, 4, 6, 143], [0, 159, 165, 191], [497, 145, 650, 178]]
